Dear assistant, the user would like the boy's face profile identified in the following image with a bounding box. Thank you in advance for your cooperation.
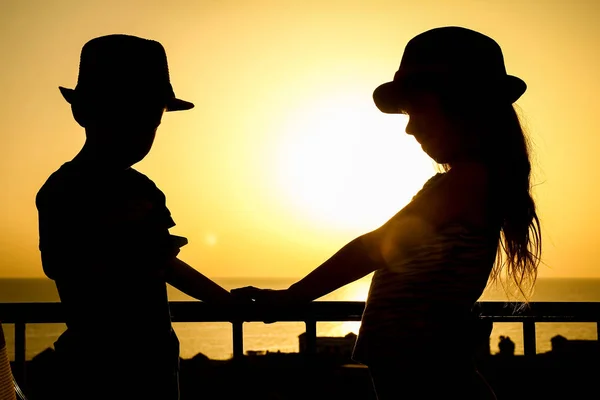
[75,94,167,168]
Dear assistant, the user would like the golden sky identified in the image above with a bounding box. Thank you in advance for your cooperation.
[1,0,599,279]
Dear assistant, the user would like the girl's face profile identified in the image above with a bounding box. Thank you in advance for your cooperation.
[402,91,469,164]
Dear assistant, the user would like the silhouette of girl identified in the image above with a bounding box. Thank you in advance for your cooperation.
[234,26,541,399]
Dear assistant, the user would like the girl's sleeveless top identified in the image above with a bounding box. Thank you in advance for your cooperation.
[352,173,499,365]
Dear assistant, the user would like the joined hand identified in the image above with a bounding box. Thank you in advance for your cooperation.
[230,286,290,304]
[230,286,293,324]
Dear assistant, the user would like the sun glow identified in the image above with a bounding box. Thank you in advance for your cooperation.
[274,93,435,233]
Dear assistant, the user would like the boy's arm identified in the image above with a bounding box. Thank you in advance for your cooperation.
[165,257,234,304]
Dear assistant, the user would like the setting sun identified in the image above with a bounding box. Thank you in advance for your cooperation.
[273,92,435,233]
[2,0,598,281]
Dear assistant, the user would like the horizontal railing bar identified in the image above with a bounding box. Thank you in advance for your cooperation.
[3,301,599,390]
[1,301,599,324]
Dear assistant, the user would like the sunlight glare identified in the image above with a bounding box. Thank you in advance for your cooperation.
[204,233,218,247]
[319,275,373,336]
[274,93,434,233]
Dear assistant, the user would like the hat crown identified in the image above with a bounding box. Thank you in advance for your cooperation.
[373,26,526,114]
[396,27,508,80]
[74,34,175,99]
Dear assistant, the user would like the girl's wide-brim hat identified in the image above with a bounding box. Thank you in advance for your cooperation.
[59,34,194,112]
[373,26,526,114]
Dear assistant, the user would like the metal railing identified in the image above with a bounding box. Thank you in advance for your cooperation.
[1,301,599,387]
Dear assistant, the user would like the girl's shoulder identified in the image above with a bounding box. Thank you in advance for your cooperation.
[410,172,447,201]
[407,163,496,229]
[419,163,492,198]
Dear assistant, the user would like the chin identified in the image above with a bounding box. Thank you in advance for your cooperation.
[128,155,147,166]
[424,150,446,164]
[114,152,148,169]
[425,148,456,165]
[433,156,451,164]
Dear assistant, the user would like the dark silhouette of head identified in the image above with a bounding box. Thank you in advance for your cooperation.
[373,26,526,164]
[374,26,541,302]
[498,335,515,356]
[60,34,194,169]
[550,335,569,355]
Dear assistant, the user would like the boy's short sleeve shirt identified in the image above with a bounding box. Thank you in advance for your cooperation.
[37,163,187,281]
[36,163,188,346]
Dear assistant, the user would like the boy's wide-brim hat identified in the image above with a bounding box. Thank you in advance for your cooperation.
[373,26,526,114]
[59,34,194,112]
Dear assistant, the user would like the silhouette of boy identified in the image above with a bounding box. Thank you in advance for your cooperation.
[36,34,233,400]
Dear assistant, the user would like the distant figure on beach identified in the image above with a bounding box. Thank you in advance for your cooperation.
[36,35,235,400]
[233,26,542,399]
[498,336,516,357]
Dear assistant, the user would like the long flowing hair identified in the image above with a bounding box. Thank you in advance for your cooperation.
[486,104,542,305]
[441,95,542,305]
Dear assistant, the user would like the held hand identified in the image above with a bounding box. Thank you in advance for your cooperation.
[230,286,293,324]
[231,287,290,304]
[230,286,262,302]
[229,286,261,304]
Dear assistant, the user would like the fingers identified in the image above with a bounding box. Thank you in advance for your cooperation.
[230,286,260,296]
[229,287,290,324]
[252,290,283,304]
[230,286,261,301]
[230,287,279,303]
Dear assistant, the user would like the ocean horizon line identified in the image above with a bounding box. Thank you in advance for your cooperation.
[2,276,600,281]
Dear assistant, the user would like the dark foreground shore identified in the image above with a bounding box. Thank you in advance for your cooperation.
[17,347,600,400]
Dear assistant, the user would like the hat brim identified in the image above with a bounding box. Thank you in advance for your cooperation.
[59,87,194,112]
[373,75,527,114]
[165,98,194,112]
[59,87,77,105]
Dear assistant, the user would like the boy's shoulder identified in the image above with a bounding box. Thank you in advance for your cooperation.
[125,167,159,188]
[36,163,74,208]
[36,163,162,210]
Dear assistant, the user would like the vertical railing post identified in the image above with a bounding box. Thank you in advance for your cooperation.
[14,322,26,387]
[523,320,536,357]
[305,320,317,355]
[232,320,244,359]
